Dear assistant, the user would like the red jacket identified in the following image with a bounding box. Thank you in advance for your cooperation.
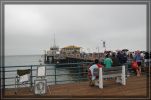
[131,61,138,69]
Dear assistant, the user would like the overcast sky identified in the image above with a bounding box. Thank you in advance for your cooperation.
[5,5,146,55]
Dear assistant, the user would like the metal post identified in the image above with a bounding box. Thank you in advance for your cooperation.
[55,64,57,85]
[78,64,80,83]
[30,65,33,88]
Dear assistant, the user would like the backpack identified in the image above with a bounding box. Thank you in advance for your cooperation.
[131,61,138,69]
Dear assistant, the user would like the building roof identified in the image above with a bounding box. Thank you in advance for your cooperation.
[63,45,81,49]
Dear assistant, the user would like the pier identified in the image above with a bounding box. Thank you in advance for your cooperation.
[44,45,103,64]
[2,62,150,99]
[5,75,147,97]
[44,54,95,64]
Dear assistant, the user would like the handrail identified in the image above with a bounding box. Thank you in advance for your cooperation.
[4,62,143,88]
[4,62,92,88]
[4,62,92,68]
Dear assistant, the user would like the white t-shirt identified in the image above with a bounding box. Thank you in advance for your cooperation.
[89,64,98,80]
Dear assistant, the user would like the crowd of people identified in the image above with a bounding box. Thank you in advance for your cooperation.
[88,50,150,86]
[101,50,150,74]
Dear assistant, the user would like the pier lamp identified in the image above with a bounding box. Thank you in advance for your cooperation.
[101,40,106,52]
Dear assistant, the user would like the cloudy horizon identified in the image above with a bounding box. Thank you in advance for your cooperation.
[5,5,146,55]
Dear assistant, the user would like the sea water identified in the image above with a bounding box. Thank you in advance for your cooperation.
[4,55,74,88]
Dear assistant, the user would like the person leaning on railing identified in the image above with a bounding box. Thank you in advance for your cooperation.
[103,54,113,68]
[111,52,120,67]
[88,59,103,86]
[134,50,142,74]
[131,59,141,77]
[117,51,127,66]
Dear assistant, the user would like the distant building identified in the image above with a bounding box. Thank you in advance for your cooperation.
[47,46,59,56]
[60,45,81,57]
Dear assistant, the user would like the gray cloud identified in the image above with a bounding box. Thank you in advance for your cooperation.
[5,5,146,55]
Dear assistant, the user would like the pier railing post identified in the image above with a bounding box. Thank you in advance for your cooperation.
[78,64,80,83]
[55,64,57,85]
[30,65,33,89]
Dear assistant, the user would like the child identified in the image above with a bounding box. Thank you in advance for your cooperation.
[88,59,102,86]
[131,59,141,76]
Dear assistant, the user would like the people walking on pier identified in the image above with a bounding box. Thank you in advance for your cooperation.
[88,59,103,86]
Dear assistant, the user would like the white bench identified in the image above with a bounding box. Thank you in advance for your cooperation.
[93,65,126,89]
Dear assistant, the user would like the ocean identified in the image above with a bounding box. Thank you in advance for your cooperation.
[4,55,75,88]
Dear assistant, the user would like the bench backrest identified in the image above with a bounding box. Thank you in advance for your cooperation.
[103,66,122,74]
[103,66,123,78]
[93,66,124,77]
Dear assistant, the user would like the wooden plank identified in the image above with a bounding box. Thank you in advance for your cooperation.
[103,73,121,78]
[5,75,147,97]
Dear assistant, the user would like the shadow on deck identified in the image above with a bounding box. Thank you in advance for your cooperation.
[4,75,148,98]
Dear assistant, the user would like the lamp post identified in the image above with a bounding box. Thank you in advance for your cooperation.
[101,40,106,52]
[95,47,100,59]
[97,47,100,58]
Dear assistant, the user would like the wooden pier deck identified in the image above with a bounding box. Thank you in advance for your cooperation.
[4,75,148,98]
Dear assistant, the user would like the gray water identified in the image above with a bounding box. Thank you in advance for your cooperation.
[4,55,75,88]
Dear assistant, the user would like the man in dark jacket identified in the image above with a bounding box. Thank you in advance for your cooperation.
[117,51,127,65]
[111,53,120,67]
